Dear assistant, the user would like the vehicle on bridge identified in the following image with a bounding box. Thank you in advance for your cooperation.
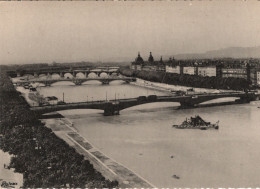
[172,115,219,130]
[137,96,147,102]
[147,95,157,101]
[173,90,186,96]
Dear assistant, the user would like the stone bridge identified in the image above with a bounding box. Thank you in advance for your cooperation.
[31,92,259,116]
[10,67,120,78]
[15,77,136,86]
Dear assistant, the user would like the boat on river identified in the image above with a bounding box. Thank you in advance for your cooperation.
[173,115,219,130]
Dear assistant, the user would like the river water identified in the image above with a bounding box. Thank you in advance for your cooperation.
[37,81,260,187]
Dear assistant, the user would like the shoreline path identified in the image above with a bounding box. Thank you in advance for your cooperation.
[42,118,156,188]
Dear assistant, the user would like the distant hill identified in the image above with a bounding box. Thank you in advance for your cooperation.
[174,46,260,60]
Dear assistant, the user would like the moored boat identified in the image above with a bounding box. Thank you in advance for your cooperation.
[173,115,219,130]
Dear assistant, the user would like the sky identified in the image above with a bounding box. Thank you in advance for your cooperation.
[1,1,260,65]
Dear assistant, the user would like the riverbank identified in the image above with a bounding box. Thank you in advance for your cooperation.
[16,86,41,106]
[132,78,230,95]
[120,68,250,91]
[42,117,155,188]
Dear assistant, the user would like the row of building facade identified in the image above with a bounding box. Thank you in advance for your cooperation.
[131,52,260,86]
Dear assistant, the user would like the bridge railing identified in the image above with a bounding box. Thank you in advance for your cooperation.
[30,92,255,108]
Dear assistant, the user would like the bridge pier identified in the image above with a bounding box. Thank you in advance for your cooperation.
[236,96,252,103]
[73,80,83,85]
[34,72,38,78]
[180,101,196,108]
[102,80,110,85]
[60,72,64,78]
[45,82,51,87]
[104,104,120,116]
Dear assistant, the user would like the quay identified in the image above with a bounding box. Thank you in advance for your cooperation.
[43,118,155,188]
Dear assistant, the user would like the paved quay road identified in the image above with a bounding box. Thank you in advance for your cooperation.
[42,118,155,188]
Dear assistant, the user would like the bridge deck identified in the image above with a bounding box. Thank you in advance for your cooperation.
[14,77,136,84]
[31,92,259,115]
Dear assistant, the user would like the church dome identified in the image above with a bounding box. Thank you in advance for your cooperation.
[135,52,144,63]
[148,52,154,62]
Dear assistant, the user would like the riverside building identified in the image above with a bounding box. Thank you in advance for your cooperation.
[131,52,166,72]
[131,53,259,85]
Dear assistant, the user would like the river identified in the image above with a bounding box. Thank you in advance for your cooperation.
[37,81,260,187]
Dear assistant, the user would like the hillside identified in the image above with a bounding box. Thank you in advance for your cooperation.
[174,46,260,60]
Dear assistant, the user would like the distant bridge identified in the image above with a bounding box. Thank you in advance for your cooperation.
[31,92,260,116]
[14,77,136,86]
[9,66,120,78]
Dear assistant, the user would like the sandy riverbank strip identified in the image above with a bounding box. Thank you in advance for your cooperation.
[132,78,235,94]
[16,86,42,106]
[42,117,155,188]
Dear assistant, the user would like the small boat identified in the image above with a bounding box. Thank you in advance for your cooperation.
[173,115,219,130]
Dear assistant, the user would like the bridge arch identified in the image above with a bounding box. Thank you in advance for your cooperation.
[110,72,119,77]
[81,80,102,85]
[120,101,181,112]
[199,97,240,105]
[39,74,47,78]
[109,69,118,72]
[50,81,76,86]
[75,72,85,78]
[64,73,73,79]
[51,108,103,115]
[23,74,34,79]
[88,72,98,78]
[51,73,61,79]
[33,104,105,115]
[109,80,129,85]
[99,72,109,78]
[33,80,76,87]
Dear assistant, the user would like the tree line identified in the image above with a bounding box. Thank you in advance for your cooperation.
[120,68,250,90]
[0,68,118,188]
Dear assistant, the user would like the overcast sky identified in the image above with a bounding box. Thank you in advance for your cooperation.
[1,1,260,65]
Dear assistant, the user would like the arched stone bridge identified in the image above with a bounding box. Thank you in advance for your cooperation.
[11,67,120,78]
[15,77,136,86]
[31,92,259,116]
